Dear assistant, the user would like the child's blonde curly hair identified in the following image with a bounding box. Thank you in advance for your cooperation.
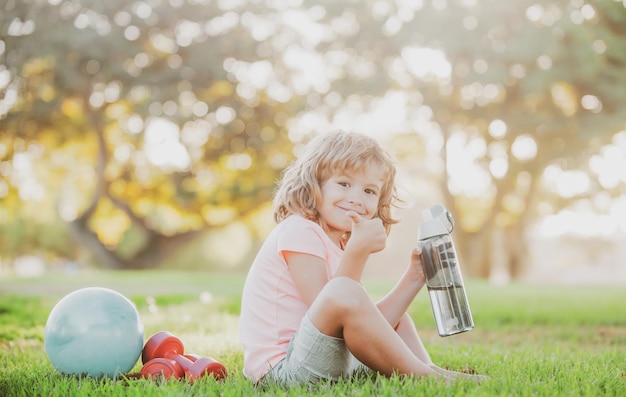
[273,130,399,234]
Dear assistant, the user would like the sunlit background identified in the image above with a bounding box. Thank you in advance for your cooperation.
[1,0,625,285]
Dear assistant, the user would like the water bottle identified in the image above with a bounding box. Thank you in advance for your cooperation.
[418,204,474,337]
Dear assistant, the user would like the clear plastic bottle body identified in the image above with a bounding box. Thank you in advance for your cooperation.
[418,234,474,336]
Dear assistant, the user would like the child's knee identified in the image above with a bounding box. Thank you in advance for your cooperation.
[319,277,369,313]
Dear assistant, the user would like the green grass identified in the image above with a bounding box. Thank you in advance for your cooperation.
[1,271,625,396]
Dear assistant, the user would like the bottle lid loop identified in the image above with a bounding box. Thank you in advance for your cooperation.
[445,210,454,233]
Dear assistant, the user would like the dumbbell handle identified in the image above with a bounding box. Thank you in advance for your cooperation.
[140,357,182,379]
[166,351,195,370]
[184,356,227,381]
[139,354,199,379]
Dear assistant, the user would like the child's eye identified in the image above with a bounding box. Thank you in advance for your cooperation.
[365,189,378,195]
[338,181,349,187]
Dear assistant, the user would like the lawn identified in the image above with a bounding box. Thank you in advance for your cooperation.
[0,270,625,396]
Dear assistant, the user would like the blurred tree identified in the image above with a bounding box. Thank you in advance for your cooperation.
[1,0,625,277]
[0,0,298,269]
[406,0,626,278]
[296,0,626,277]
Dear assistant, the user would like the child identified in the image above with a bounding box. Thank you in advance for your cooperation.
[239,130,486,386]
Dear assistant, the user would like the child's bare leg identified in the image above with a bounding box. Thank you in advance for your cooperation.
[307,277,440,378]
[395,313,489,382]
[394,313,433,364]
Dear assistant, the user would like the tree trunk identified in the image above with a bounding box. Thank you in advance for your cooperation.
[504,224,528,279]
[66,104,209,270]
[68,219,127,269]
[455,224,493,278]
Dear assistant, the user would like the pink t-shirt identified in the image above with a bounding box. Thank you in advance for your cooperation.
[238,215,343,383]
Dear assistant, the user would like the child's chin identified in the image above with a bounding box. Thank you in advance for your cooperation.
[328,221,351,233]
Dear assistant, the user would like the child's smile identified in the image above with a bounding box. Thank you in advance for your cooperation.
[317,166,385,242]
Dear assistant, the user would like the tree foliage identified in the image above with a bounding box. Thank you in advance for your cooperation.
[1,0,625,275]
[1,0,297,268]
[295,0,626,277]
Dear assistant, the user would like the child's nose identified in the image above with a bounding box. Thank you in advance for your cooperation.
[346,189,363,204]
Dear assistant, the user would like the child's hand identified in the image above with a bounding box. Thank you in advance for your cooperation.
[410,248,427,285]
[345,211,387,254]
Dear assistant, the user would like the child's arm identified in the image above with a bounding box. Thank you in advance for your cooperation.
[285,212,388,307]
[284,251,330,307]
[285,235,381,308]
[335,211,387,280]
[375,248,427,328]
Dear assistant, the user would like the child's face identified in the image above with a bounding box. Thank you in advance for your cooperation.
[317,165,385,236]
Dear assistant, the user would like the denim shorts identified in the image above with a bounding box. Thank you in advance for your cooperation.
[261,314,369,387]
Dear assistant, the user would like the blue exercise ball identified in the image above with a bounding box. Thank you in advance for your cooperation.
[44,287,144,377]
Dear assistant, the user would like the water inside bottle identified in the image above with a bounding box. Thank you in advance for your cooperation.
[418,205,474,336]
[420,236,474,336]
[427,285,473,336]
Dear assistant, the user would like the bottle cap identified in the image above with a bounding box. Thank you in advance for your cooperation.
[418,204,454,240]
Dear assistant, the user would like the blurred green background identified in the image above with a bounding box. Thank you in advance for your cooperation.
[1,0,625,286]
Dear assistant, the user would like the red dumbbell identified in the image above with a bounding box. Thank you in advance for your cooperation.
[140,331,228,381]
[140,353,205,379]
[140,357,183,379]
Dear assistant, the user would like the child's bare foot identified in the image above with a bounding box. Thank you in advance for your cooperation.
[429,364,490,383]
